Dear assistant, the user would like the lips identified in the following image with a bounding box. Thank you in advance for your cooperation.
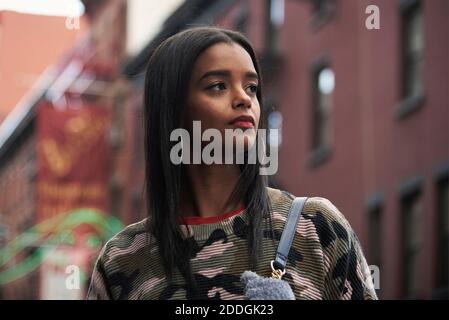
[229,115,255,129]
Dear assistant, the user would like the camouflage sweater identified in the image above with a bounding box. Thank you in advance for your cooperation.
[87,188,378,300]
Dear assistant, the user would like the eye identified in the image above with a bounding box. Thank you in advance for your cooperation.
[246,84,258,95]
[207,82,226,91]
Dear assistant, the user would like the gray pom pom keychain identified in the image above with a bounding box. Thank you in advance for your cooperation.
[241,197,308,300]
[241,270,295,300]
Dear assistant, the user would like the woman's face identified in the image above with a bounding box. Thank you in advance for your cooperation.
[184,42,261,151]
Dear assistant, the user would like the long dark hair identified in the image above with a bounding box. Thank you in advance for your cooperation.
[143,26,271,293]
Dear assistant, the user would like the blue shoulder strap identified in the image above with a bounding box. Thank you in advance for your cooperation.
[272,197,308,275]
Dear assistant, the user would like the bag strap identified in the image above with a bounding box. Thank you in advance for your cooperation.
[271,196,308,279]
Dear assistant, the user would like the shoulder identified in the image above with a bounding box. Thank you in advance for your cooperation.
[97,217,152,266]
[267,187,353,245]
[89,218,163,299]
[267,187,349,224]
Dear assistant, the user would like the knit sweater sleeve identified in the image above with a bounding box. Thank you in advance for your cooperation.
[323,228,378,300]
[305,197,378,300]
[85,219,152,300]
[86,249,113,300]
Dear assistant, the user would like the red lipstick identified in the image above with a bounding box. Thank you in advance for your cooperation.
[229,115,255,129]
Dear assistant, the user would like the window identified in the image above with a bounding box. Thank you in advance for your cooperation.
[270,0,284,27]
[401,189,423,299]
[401,0,424,100]
[395,0,425,119]
[369,206,382,272]
[308,59,334,168]
[308,0,336,30]
[264,0,284,54]
[312,65,334,152]
[434,177,449,299]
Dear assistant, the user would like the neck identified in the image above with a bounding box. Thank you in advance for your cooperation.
[180,164,244,218]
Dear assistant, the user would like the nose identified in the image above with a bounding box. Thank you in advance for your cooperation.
[231,87,252,109]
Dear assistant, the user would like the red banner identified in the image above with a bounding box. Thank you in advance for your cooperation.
[36,102,111,237]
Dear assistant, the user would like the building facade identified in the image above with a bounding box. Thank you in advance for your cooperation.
[0,0,447,299]
[122,0,448,299]
[0,0,128,299]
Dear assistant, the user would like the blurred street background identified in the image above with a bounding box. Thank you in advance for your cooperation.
[0,0,447,299]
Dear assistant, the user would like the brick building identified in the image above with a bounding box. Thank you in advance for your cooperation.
[122,0,448,299]
[0,11,86,122]
[0,0,128,299]
[0,0,447,299]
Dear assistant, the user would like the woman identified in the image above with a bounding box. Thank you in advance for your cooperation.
[87,26,377,300]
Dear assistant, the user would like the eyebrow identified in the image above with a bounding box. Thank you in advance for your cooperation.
[197,69,259,84]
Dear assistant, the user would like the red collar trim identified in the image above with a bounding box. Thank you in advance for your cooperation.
[179,207,246,225]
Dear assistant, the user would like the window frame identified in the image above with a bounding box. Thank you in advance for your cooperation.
[395,0,425,120]
[398,175,423,299]
[308,55,333,168]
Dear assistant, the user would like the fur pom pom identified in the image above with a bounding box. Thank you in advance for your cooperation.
[241,271,295,300]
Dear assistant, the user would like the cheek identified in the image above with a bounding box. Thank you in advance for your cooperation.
[186,95,227,128]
